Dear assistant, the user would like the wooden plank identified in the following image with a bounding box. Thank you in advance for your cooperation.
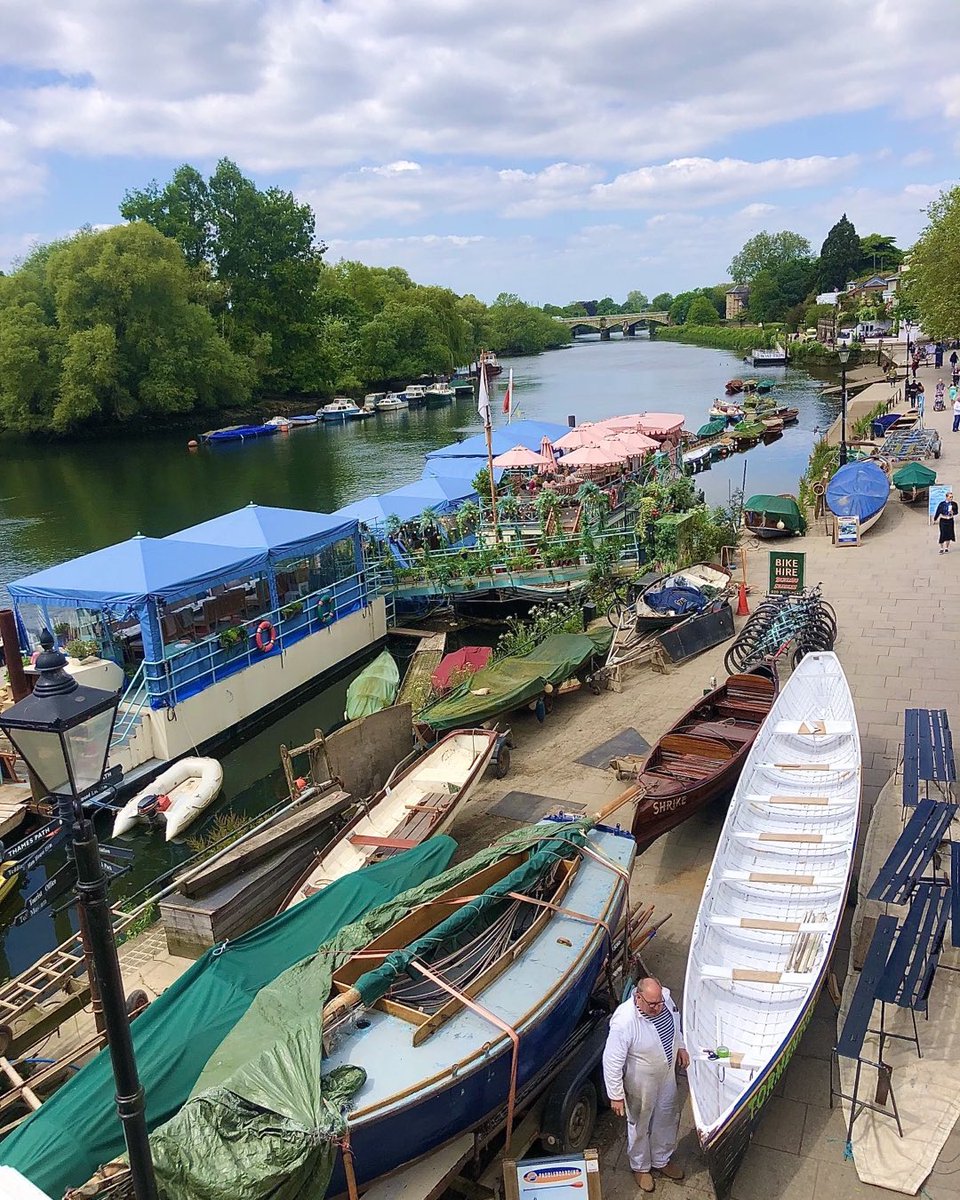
[764,795,830,806]
[746,872,816,885]
[361,1134,475,1200]
[732,969,782,983]
[349,835,418,850]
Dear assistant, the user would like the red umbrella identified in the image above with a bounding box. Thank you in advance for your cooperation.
[431,646,493,693]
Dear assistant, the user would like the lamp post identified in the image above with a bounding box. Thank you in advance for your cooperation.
[838,347,851,466]
[0,631,158,1200]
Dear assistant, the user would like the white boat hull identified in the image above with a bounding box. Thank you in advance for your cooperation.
[683,652,860,1197]
[112,756,224,842]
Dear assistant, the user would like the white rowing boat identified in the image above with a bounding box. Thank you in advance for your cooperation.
[683,651,860,1198]
[112,756,224,841]
[279,728,499,909]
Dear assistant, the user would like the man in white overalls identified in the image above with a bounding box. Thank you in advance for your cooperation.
[602,976,688,1193]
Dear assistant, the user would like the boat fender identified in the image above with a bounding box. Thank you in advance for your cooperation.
[317,596,335,625]
[255,620,276,653]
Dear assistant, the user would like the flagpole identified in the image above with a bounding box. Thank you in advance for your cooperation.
[478,354,500,540]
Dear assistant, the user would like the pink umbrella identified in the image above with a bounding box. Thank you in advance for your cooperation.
[595,413,645,432]
[538,435,558,474]
[559,444,627,467]
[635,412,685,437]
[492,444,551,469]
[553,424,603,451]
[602,431,659,456]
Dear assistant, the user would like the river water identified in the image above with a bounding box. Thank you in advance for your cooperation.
[0,334,838,976]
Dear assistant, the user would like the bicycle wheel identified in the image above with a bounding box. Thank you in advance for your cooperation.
[801,618,836,649]
[723,644,743,675]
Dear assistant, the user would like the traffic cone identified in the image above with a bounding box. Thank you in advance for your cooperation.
[737,582,750,616]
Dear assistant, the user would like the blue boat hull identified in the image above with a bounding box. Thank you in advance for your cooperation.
[201,424,279,443]
[325,917,615,1196]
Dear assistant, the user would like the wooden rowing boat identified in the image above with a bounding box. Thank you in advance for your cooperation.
[321,819,636,1196]
[683,652,860,1198]
[630,671,778,851]
[279,729,498,909]
[634,562,732,633]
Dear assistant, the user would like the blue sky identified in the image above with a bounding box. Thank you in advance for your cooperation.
[1,0,958,304]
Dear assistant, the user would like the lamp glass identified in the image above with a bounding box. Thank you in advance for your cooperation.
[838,349,851,365]
[5,726,71,795]
[63,707,116,795]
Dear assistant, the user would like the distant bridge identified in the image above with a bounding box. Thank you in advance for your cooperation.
[558,312,671,339]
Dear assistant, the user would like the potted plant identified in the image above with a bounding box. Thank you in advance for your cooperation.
[218,625,247,655]
[65,638,99,663]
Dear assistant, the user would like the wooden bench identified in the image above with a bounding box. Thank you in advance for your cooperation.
[652,734,733,782]
[867,798,956,905]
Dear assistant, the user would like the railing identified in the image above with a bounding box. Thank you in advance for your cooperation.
[142,570,371,709]
[111,661,148,746]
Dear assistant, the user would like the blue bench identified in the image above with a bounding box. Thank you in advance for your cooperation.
[876,882,952,1019]
[903,708,956,808]
[831,915,903,1142]
[867,798,956,905]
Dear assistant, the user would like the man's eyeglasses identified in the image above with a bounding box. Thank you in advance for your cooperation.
[635,994,665,1011]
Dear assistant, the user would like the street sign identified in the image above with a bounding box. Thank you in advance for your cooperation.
[768,550,806,595]
[99,843,136,864]
[16,826,68,876]
[2,819,64,861]
[13,862,78,926]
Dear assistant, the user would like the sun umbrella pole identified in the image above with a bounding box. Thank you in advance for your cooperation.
[485,418,500,541]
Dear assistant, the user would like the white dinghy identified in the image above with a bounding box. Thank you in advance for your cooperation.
[280,728,498,910]
[112,756,224,842]
[683,651,860,1198]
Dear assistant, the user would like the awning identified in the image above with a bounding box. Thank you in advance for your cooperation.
[8,535,269,615]
[171,504,358,563]
[421,458,505,484]
[427,420,568,459]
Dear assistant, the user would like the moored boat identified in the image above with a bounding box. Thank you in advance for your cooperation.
[364,392,387,409]
[634,562,732,632]
[683,445,713,473]
[288,413,319,426]
[375,392,408,412]
[825,460,890,533]
[752,345,789,366]
[280,728,500,907]
[344,649,400,720]
[710,400,745,422]
[112,756,224,841]
[265,415,291,430]
[725,379,745,395]
[318,398,363,422]
[892,460,936,503]
[424,382,455,407]
[760,416,784,434]
[200,423,279,444]
[698,418,728,439]
[403,384,428,408]
[743,494,805,538]
[683,651,859,1198]
[630,671,778,850]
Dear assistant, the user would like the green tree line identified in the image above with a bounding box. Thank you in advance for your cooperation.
[0,159,570,436]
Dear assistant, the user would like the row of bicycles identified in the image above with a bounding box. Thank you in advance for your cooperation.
[723,583,838,675]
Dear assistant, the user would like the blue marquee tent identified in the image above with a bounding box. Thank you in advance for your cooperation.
[170,503,360,566]
[422,458,504,484]
[426,420,568,461]
[336,477,476,530]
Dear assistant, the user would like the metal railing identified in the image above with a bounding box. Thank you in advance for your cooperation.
[141,570,370,709]
[111,661,149,746]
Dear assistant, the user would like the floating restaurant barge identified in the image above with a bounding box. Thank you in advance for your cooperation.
[7,505,391,787]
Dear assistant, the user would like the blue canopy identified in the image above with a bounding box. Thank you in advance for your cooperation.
[826,461,890,524]
[337,477,476,529]
[427,420,568,460]
[170,504,359,564]
[388,478,476,506]
[336,493,438,528]
[422,457,504,484]
[8,535,269,616]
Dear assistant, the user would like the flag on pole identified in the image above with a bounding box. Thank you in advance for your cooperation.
[477,359,491,426]
[502,368,513,420]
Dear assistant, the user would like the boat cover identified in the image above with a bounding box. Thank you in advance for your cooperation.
[645,585,708,614]
[0,840,457,1199]
[697,419,727,438]
[431,646,492,692]
[892,461,937,488]
[344,650,400,720]
[418,628,613,731]
[825,460,890,522]
[743,494,805,533]
[146,821,592,1200]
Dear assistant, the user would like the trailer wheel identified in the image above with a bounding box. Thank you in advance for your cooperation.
[543,1078,597,1155]
[495,746,511,779]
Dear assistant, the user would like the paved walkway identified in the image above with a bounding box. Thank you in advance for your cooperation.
[463,349,960,1199]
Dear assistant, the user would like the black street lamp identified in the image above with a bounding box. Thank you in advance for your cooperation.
[838,347,851,466]
[0,631,158,1200]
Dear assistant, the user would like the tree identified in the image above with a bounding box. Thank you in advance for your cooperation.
[746,271,785,323]
[908,186,960,338]
[595,297,619,316]
[685,294,720,325]
[120,165,212,267]
[859,234,903,276]
[729,231,812,284]
[650,292,673,311]
[624,290,649,312]
[819,214,861,291]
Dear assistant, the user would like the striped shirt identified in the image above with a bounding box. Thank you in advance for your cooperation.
[650,1006,676,1062]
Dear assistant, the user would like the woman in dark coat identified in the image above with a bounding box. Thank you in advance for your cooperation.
[934,491,958,553]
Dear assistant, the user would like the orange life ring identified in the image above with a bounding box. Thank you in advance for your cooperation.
[255,620,276,653]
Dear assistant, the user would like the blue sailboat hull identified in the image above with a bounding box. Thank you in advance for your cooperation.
[325,906,617,1196]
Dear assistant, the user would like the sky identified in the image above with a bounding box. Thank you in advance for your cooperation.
[2,0,959,306]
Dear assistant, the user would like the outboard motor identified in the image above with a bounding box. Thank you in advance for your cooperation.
[137,793,171,826]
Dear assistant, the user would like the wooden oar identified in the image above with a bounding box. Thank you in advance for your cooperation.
[592,782,646,826]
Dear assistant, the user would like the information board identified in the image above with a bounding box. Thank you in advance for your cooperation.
[834,515,861,547]
[768,550,806,595]
[503,1150,602,1200]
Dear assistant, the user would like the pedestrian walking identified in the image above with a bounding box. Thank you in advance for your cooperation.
[953,391,960,432]
[917,383,925,426]
[951,350,959,370]
[603,977,688,1193]
[935,342,944,368]
[912,354,920,379]
[934,491,958,554]
[936,379,945,409]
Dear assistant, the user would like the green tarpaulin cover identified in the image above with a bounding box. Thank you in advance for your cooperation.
[697,419,727,438]
[0,838,456,1199]
[744,494,805,533]
[418,628,613,732]
[148,820,592,1200]
[344,650,400,720]
[892,461,937,488]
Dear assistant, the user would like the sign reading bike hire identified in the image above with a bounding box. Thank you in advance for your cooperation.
[768,550,806,595]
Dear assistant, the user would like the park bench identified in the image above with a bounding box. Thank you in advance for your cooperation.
[902,708,955,809]
[866,798,956,906]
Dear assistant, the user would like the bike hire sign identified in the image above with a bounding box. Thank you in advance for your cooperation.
[768,550,805,596]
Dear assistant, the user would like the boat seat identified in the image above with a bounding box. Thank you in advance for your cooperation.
[700,965,816,985]
[660,734,734,762]
[709,915,832,933]
[720,869,846,886]
[349,834,419,850]
[774,720,853,736]
[749,794,850,807]
[732,831,845,845]
[685,720,754,744]
[715,700,771,722]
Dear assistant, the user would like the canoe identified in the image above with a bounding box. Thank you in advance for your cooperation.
[761,416,784,434]
[344,650,400,720]
[743,494,805,538]
[630,672,778,850]
[683,652,860,1198]
[634,562,732,632]
[321,818,636,1195]
[825,460,890,533]
[112,756,224,841]
[280,729,499,907]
